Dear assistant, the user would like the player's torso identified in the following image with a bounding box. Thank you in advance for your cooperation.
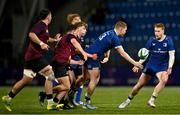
[86,30,121,59]
[25,22,49,61]
[147,37,170,67]
[53,34,78,64]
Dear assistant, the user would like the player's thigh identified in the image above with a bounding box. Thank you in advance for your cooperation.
[57,76,71,90]
[88,69,100,82]
[21,75,33,83]
[39,65,53,76]
[83,66,90,80]
[24,57,51,78]
[68,70,76,84]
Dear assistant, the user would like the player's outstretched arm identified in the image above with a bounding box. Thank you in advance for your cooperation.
[71,38,89,60]
[116,46,143,69]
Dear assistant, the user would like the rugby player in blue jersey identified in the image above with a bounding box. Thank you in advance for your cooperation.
[79,21,143,109]
[118,23,175,108]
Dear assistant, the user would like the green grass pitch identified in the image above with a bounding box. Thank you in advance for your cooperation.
[0,86,180,114]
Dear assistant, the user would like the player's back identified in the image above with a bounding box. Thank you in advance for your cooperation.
[52,34,77,64]
[86,30,123,58]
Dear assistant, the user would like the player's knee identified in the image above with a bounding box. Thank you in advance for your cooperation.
[39,65,53,76]
[63,84,71,91]
[45,72,55,81]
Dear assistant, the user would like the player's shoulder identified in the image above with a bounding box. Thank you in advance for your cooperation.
[147,36,156,43]
[104,30,115,36]
[65,33,77,40]
[149,36,156,40]
[165,35,173,40]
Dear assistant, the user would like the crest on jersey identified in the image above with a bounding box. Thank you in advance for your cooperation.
[152,43,156,46]
[163,43,167,47]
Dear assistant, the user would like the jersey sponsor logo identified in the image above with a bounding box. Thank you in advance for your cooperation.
[163,43,167,47]
[153,50,167,53]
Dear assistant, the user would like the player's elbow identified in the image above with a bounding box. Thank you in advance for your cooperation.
[28,32,35,39]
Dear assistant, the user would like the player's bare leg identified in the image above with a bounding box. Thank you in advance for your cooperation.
[83,68,100,110]
[39,65,62,110]
[2,76,33,111]
[148,71,169,108]
[54,77,71,103]
[118,73,151,108]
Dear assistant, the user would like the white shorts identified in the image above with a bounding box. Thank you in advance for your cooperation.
[23,69,37,78]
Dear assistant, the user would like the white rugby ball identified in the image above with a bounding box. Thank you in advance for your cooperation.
[138,48,149,60]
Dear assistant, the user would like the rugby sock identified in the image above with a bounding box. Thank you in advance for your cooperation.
[46,94,53,104]
[150,95,157,102]
[124,94,134,103]
[75,86,83,102]
[53,97,59,103]
[8,91,15,99]
[128,94,134,100]
[85,93,91,103]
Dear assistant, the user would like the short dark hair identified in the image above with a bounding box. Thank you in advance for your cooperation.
[38,9,51,21]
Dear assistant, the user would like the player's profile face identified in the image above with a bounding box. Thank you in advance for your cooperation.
[71,16,81,25]
[47,13,52,24]
[154,27,164,39]
[77,26,87,37]
[118,27,127,37]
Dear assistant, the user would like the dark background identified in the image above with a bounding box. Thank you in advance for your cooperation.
[0,0,179,86]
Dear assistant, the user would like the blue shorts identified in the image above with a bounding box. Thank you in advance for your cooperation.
[84,58,101,70]
[53,80,59,87]
[143,64,168,76]
[70,64,83,76]
[84,48,104,70]
[70,55,83,76]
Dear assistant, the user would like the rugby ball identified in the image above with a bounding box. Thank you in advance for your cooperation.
[138,48,149,60]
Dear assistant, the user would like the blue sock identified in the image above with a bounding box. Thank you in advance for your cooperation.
[75,87,83,102]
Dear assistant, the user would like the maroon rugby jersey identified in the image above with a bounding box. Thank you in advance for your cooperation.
[25,21,49,61]
[52,34,79,64]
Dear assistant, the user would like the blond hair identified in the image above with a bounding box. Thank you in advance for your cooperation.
[67,13,80,24]
[115,21,127,29]
[154,23,165,30]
